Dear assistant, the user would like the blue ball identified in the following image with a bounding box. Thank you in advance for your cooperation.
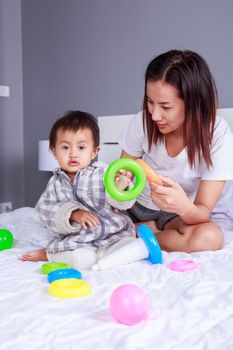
[47,268,82,283]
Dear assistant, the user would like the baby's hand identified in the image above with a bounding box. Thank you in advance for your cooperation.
[70,209,99,229]
[115,169,132,190]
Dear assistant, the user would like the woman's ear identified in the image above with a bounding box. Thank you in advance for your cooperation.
[92,146,100,159]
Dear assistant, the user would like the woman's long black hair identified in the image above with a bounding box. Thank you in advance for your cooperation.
[143,50,218,168]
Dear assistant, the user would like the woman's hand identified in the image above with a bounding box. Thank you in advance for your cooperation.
[150,176,189,215]
[70,209,100,229]
[115,169,132,190]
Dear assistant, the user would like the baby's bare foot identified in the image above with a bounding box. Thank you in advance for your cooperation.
[20,248,48,262]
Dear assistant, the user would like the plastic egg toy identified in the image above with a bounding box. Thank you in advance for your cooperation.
[109,284,150,325]
[0,229,14,251]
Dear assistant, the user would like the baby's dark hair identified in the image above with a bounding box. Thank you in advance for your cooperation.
[49,110,100,149]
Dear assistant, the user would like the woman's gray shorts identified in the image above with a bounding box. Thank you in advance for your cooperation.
[127,202,178,231]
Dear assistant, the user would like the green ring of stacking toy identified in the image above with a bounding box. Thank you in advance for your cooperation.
[41,262,71,275]
[104,158,146,201]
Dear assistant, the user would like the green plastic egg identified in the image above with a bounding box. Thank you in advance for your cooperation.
[0,229,14,251]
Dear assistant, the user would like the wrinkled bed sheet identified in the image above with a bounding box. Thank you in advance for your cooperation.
[1,207,233,350]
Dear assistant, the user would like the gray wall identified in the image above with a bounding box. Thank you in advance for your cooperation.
[0,0,25,209]
[2,0,233,208]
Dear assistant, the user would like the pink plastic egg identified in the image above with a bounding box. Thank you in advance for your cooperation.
[109,284,150,325]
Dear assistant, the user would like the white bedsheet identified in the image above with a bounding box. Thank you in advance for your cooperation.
[1,207,233,350]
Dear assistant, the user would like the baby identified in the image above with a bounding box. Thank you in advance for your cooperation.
[20,110,135,269]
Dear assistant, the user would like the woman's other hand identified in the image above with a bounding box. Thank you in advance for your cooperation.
[150,176,189,215]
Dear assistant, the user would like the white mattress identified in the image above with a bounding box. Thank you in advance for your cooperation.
[1,207,233,350]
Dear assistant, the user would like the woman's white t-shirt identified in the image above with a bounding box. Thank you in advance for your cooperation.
[119,111,233,230]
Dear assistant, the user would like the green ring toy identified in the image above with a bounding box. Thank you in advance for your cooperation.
[104,158,146,201]
[41,262,71,275]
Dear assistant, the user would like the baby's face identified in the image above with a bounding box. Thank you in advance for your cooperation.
[52,128,99,180]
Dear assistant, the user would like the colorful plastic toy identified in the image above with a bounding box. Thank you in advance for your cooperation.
[104,158,146,201]
[109,284,150,325]
[104,158,163,202]
[92,224,162,270]
[136,158,163,185]
[0,228,14,251]
[48,278,91,299]
[47,268,82,283]
[41,262,71,275]
[137,224,163,264]
[168,259,199,272]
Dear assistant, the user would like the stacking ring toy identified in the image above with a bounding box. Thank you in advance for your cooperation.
[104,158,146,201]
[41,262,71,275]
[136,159,163,185]
[137,224,163,264]
[47,268,82,283]
[48,278,91,298]
[168,259,199,272]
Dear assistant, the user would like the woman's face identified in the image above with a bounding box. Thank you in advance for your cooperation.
[146,80,185,136]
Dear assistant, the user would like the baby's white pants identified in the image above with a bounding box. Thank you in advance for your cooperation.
[46,237,136,270]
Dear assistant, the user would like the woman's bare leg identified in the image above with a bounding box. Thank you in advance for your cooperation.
[155,217,223,253]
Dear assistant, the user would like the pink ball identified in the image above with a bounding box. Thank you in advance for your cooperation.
[109,284,150,325]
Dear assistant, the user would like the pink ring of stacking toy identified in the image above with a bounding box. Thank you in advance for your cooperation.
[168,259,199,272]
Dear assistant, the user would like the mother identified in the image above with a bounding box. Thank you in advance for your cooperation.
[119,50,233,252]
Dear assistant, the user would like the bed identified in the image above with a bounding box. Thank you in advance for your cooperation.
[1,109,233,350]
